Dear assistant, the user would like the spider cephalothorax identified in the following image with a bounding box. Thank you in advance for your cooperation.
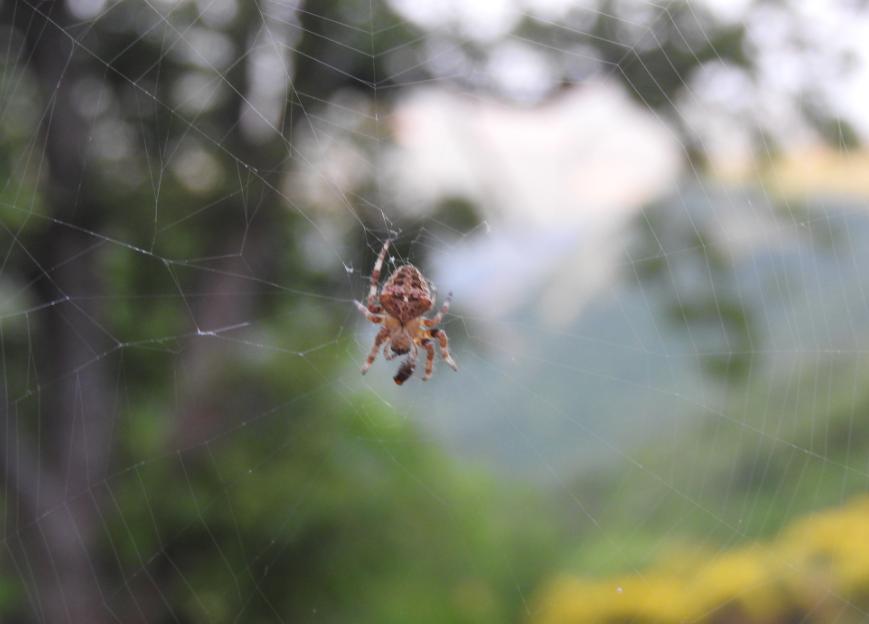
[354,239,458,385]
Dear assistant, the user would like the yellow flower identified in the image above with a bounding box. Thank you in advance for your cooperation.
[532,496,869,624]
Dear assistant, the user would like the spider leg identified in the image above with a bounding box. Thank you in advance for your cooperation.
[423,291,452,327]
[430,328,458,371]
[361,327,390,374]
[367,238,391,309]
[354,300,384,324]
[421,340,436,381]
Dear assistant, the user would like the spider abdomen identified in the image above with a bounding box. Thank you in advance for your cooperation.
[380,264,432,323]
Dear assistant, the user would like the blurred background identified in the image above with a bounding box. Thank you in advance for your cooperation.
[3,0,869,622]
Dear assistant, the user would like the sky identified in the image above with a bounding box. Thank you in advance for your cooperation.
[386,0,869,142]
[275,0,869,321]
[385,83,681,323]
[377,0,869,324]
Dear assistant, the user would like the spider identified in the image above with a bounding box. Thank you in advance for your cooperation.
[355,239,458,385]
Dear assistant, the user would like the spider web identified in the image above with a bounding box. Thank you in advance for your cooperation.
[2,0,869,622]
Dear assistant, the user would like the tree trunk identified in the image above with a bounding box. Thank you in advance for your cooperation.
[0,3,117,622]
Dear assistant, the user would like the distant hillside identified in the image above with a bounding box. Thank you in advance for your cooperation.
[358,183,869,495]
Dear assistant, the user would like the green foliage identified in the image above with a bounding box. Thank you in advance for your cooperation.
[561,352,869,560]
[534,495,869,624]
[106,381,559,623]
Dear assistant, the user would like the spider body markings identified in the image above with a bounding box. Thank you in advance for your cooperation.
[355,239,458,385]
